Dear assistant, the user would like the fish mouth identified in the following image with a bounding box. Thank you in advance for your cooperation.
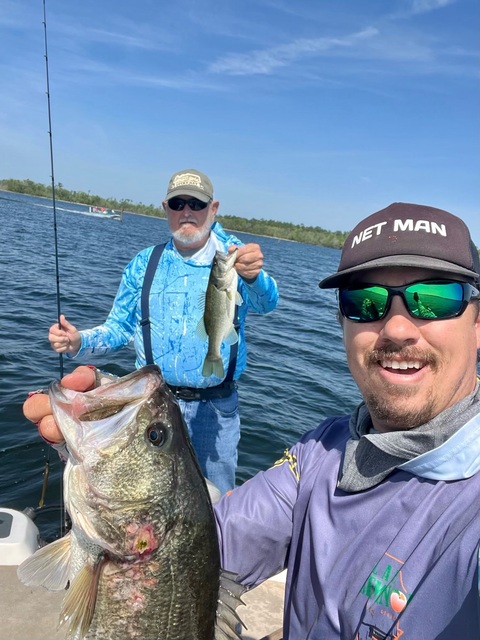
[50,365,164,419]
[49,365,168,456]
[213,249,237,272]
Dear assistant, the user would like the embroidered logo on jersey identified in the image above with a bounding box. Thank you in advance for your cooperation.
[273,449,299,481]
[355,553,411,640]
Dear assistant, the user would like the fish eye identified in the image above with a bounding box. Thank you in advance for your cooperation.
[146,423,167,447]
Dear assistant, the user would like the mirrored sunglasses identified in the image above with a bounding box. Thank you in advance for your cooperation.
[167,197,209,212]
[339,280,479,323]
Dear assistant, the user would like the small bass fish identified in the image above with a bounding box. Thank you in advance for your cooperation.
[18,365,244,639]
[198,249,243,379]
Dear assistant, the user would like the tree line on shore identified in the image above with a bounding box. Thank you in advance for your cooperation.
[0,178,348,248]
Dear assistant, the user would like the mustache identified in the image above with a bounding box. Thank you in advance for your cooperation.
[367,347,438,368]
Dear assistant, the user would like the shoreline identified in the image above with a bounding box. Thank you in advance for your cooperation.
[0,189,333,246]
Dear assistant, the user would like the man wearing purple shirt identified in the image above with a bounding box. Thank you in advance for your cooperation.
[25,202,480,639]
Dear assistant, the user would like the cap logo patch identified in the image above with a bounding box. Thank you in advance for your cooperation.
[171,173,205,191]
[351,218,447,248]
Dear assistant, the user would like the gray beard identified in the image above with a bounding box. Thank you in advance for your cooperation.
[172,225,210,247]
[171,210,215,248]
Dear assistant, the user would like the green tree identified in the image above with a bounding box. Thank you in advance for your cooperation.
[0,177,355,248]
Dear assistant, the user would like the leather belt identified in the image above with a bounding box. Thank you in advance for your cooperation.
[167,381,237,401]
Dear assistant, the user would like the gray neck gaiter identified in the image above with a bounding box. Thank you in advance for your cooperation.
[338,383,480,493]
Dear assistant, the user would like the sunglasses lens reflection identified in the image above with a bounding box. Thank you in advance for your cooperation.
[339,281,474,322]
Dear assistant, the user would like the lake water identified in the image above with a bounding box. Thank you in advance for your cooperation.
[0,191,361,541]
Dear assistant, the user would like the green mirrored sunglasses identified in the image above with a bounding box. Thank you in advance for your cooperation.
[339,280,479,323]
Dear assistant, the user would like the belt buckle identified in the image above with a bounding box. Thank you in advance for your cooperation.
[179,387,199,400]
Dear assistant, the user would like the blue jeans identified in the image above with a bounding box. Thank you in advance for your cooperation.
[177,390,240,495]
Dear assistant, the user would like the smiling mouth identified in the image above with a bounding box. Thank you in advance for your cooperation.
[369,346,436,374]
[380,359,423,371]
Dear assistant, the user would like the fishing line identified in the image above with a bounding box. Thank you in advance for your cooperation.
[38,460,50,509]
[41,0,66,536]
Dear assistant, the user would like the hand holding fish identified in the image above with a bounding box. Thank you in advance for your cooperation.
[48,314,82,355]
[23,366,97,443]
[229,243,264,282]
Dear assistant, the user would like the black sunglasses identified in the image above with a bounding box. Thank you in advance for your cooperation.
[167,197,210,212]
[339,280,479,323]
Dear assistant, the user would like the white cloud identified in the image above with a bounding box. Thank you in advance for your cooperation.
[210,27,378,76]
[410,0,457,14]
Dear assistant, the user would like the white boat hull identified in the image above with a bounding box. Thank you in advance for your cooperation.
[0,508,40,566]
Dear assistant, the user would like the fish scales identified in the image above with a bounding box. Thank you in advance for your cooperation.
[200,250,242,379]
[18,366,241,640]
[80,394,219,639]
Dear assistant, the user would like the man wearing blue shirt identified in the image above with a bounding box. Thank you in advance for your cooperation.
[47,169,279,493]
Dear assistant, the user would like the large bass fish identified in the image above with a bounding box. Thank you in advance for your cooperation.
[18,365,244,639]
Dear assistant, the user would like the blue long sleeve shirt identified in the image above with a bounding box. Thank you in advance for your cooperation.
[73,222,279,387]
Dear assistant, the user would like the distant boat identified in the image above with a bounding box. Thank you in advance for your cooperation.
[88,206,122,220]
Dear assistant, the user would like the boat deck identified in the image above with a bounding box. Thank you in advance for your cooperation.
[0,566,284,640]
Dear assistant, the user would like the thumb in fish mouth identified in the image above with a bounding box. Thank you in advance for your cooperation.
[23,366,98,423]
[23,366,99,444]
[61,366,98,392]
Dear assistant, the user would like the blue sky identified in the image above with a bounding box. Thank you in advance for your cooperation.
[0,0,478,240]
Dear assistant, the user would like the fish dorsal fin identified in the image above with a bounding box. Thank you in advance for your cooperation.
[215,570,247,640]
[17,532,72,591]
[59,555,106,638]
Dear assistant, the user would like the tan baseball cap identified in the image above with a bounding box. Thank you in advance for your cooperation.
[165,169,214,203]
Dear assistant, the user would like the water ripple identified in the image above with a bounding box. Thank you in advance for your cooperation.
[0,195,361,539]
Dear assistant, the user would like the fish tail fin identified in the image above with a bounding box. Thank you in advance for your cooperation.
[17,532,72,591]
[202,357,225,379]
[215,570,247,640]
[59,555,106,638]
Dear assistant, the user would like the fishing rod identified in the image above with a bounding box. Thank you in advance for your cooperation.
[42,0,64,380]
[40,0,66,535]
